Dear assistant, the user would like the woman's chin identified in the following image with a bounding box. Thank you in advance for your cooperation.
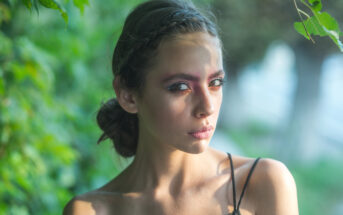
[181,139,210,154]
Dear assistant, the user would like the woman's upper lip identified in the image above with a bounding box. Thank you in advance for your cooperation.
[189,125,213,133]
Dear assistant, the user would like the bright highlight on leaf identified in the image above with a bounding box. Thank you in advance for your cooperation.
[294,0,343,52]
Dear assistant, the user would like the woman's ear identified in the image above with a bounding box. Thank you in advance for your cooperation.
[113,77,138,114]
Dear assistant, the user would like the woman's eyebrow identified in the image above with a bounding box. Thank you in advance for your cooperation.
[161,70,225,83]
[208,70,225,80]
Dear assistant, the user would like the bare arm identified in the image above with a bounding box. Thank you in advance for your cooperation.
[252,159,299,215]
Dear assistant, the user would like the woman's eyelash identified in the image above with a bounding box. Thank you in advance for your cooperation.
[210,78,225,87]
[167,82,190,92]
[167,78,225,92]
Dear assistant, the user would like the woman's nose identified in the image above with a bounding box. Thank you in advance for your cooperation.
[193,89,215,118]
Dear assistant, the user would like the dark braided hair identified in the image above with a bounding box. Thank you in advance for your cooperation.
[97,0,220,157]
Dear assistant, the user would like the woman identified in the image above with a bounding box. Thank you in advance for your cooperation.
[63,0,299,214]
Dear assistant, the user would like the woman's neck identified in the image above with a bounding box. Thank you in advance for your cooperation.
[121,137,215,196]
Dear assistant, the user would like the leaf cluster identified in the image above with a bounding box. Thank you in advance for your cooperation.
[22,0,89,23]
[0,0,141,214]
[293,0,343,52]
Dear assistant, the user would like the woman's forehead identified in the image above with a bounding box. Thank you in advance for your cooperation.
[150,32,223,77]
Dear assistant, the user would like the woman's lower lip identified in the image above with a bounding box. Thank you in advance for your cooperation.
[188,130,212,139]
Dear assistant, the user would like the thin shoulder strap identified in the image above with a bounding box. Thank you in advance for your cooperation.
[237,157,261,210]
[227,153,261,213]
[227,153,237,211]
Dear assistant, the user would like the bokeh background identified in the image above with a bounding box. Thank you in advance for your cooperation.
[0,0,342,214]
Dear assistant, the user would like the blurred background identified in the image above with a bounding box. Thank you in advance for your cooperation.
[0,0,342,214]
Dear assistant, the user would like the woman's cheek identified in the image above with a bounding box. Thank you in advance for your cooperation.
[154,97,189,128]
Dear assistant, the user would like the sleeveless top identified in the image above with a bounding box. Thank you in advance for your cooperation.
[227,153,261,215]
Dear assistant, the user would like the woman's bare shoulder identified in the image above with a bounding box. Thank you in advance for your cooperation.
[211,150,299,214]
[63,190,124,215]
[251,158,297,192]
[63,192,98,215]
[248,158,299,215]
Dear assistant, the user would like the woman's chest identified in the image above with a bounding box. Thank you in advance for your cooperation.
[119,194,228,215]
[103,187,236,215]
[99,174,255,215]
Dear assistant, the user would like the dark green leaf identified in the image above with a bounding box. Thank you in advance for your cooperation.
[22,0,33,10]
[38,0,59,9]
[38,0,69,24]
[59,9,68,23]
[32,0,40,14]
[308,0,322,12]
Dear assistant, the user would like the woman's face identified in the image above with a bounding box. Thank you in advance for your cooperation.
[136,32,224,154]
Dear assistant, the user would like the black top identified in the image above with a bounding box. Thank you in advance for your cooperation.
[227,153,261,215]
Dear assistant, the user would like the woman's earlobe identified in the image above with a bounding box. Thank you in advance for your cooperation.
[113,78,138,114]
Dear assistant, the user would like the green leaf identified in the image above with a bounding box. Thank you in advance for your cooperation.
[316,12,340,32]
[307,0,322,12]
[38,0,59,9]
[32,0,40,14]
[60,9,68,23]
[38,0,68,23]
[294,16,326,39]
[315,12,343,51]
[294,22,310,39]
[327,33,343,52]
[294,12,343,52]
[22,0,33,10]
[73,0,89,14]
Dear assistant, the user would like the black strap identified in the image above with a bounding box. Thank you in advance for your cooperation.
[227,153,237,211]
[227,153,261,213]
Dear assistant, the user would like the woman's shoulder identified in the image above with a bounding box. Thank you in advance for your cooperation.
[63,191,99,215]
[209,149,298,214]
[247,157,296,192]
[63,190,125,215]
[225,152,296,194]
[242,157,299,215]
[209,148,294,183]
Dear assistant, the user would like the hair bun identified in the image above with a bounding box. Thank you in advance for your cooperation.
[97,98,138,157]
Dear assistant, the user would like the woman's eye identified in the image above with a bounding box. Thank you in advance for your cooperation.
[209,78,224,87]
[167,82,190,92]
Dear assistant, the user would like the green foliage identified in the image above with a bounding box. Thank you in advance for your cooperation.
[37,0,68,23]
[21,0,89,23]
[293,0,343,52]
[0,0,140,214]
[307,0,321,12]
[293,158,343,215]
[72,0,89,14]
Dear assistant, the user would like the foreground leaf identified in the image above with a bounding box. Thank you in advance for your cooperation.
[307,0,322,12]
[38,0,68,23]
[294,12,343,51]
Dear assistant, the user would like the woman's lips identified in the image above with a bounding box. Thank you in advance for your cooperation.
[188,126,213,139]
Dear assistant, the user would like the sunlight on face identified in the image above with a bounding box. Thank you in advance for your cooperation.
[136,32,224,154]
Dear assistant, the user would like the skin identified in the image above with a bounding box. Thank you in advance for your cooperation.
[63,32,299,215]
